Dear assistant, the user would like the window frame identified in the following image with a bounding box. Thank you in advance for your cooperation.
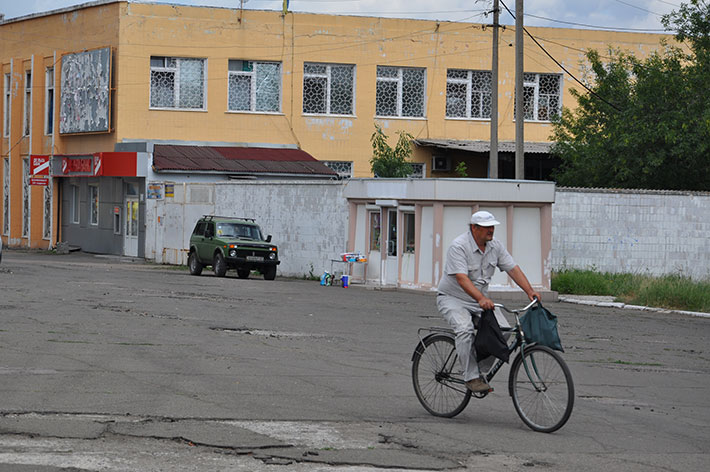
[302,62,355,116]
[89,184,99,226]
[227,60,282,113]
[149,56,207,111]
[445,69,492,120]
[375,66,426,118]
[45,67,54,135]
[71,185,80,224]
[520,72,562,122]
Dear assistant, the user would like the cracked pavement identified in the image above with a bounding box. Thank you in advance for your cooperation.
[0,250,708,471]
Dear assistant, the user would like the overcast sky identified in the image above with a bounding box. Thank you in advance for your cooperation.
[1,0,680,32]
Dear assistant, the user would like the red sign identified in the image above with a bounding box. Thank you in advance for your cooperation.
[61,157,93,175]
[31,155,50,175]
[30,177,49,186]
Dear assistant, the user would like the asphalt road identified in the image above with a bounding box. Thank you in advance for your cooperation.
[0,250,708,471]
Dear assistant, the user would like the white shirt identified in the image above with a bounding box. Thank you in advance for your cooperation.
[437,230,516,301]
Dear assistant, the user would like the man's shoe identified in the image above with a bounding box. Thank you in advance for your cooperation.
[465,378,491,393]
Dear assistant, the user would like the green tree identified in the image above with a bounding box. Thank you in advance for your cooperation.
[551,1,710,191]
[369,123,414,177]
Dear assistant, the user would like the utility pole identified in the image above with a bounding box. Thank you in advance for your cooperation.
[489,0,499,179]
[515,0,524,180]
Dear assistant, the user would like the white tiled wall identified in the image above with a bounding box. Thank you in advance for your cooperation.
[552,189,710,280]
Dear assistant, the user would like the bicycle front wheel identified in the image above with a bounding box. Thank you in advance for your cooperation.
[509,345,574,433]
[412,334,471,418]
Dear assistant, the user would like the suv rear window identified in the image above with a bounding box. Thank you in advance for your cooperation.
[193,221,207,236]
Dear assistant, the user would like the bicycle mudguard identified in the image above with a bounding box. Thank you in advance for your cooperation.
[411,332,455,361]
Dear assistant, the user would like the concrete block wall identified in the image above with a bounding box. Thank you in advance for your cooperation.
[552,188,710,280]
[147,180,348,278]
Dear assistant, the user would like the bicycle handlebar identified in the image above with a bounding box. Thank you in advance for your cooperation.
[494,296,539,314]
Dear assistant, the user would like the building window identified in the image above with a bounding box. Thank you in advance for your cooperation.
[520,73,562,121]
[71,185,79,224]
[150,56,206,110]
[89,185,99,226]
[369,211,381,251]
[43,184,52,239]
[3,74,10,137]
[45,67,54,135]
[22,159,29,237]
[409,163,425,179]
[403,212,415,254]
[23,71,31,136]
[446,69,491,119]
[323,160,353,178]
[3,158,9,234]
[228,60,281,113]
[376,66,425,118]
[303,63,354,115]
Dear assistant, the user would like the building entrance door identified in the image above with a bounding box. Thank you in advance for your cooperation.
[124,197,139,257]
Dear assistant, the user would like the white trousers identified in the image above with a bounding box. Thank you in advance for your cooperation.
[436,294,482,381]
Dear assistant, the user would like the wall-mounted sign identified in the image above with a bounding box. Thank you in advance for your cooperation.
[59,47,112,134]
[30,177,49,186]
[165,183,174,198]
[147,183,164,200]
[30,155,50,175]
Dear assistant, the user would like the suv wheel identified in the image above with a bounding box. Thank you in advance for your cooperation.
[213,253,227,277]
[188,251,203,276]
[263,266,277,281]
[237,268,250,279]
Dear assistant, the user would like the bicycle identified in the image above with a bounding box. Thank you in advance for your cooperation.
[411,298,574,433]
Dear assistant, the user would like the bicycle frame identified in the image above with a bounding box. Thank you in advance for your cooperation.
[417,298,545,392]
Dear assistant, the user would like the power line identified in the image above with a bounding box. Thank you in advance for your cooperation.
[499,0,622,112]
[523,13,668,32]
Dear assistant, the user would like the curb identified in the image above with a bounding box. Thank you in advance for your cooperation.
[558,296,710,319]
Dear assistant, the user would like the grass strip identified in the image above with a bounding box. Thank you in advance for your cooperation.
[552,269,710,313]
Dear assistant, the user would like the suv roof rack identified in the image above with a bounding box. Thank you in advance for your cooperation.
[202,215,256,222]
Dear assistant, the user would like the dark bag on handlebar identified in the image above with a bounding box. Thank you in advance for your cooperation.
[519,303,564,352]
[474,309,510,363]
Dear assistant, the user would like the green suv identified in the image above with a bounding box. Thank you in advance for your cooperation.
[188,215,280,280]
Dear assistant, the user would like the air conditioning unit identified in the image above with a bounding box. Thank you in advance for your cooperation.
[432,155,451,172]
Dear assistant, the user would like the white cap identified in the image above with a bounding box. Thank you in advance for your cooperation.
[470,211,500,227]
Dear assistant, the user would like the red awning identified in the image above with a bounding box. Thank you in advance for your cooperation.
[152,145,337,177]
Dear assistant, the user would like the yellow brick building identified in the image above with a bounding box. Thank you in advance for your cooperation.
[1,1,668,251]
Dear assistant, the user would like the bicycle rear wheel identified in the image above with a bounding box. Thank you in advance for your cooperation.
[509,345,574,433]
[412,334,471,418]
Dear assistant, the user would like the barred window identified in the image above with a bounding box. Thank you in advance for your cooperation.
[228,60,281,113]
[22,159,29,237]
[323,160,353,178]
[446,69,491,119]
[303,63,354,115]
[376,66,425,118]
[150,57,205,110]
[519,73,561,121]
[409,163,424,179]
[43,183,52,239]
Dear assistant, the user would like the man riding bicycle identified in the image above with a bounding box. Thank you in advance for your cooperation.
[437,211,540,393]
